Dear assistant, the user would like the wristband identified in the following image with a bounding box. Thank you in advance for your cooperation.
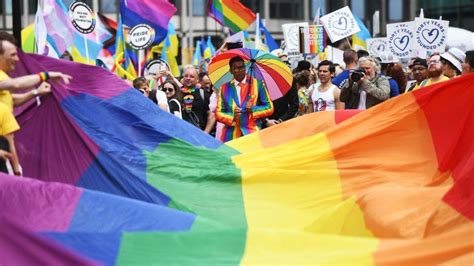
[31,89,39,96]
[38,72,50,82]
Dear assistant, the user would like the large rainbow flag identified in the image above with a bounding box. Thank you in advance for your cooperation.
[2,52,473,265]
[207,0,256,33]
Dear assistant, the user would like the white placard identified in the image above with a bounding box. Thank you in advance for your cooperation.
[144,59,170,77]
[320,6,361,43]
[414,18,449,54]
[69,2,95,34]
[282,22,308,52]
[127,24,155,50]
[367,38,388,57]
[387,22,416,58]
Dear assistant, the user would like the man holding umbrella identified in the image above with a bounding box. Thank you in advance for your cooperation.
[215,56,273,141]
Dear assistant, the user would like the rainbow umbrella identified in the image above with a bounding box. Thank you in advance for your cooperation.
[208,48,293,100]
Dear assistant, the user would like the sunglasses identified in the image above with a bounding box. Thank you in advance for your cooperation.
[162,87,175,93]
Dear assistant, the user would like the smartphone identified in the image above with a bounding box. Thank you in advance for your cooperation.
[227,42,243,50]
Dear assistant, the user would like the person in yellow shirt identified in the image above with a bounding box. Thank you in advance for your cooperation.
[417,54,450,89]
[0,31,72,176]
[0,102,20,174]
[0,32,71,102]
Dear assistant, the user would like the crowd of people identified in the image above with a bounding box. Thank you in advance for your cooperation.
[133,44,474,143]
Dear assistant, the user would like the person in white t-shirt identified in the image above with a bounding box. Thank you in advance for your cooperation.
[311,60,344,112]
[133,77,169,112]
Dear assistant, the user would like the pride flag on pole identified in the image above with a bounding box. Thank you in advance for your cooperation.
[119,0,176,45]
[207,0,256,33]
[352,15,371,51]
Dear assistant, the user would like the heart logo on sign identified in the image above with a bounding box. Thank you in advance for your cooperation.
[394,35,410,51]
[332,17,348,31]
[421,28,440,44]
[370,43,385,55]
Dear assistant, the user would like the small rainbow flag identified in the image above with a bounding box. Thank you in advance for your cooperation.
[207,0,256,33]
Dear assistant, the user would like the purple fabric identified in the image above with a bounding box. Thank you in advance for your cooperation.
[9,52,128,184]
[10,53,130,101]
[0,216,98,265]
[127,0,176,29]
[0,174,82,232]
[14,94,99,183]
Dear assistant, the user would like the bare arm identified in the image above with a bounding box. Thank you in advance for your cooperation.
[333,86,345,110]
[13,82,51,107]
[4,134,20,175]
[204,110,216,134]
[0,72,71,91]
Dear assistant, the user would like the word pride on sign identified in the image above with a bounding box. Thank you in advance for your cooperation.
[299,25,326,54]
[414,18,449,53]
[366,38,388,57]
[69,1,96,34]
[127,24,155,50]
[387,22,415,58]
[320,6,360,43]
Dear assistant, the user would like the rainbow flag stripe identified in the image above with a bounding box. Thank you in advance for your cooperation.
[2,52,473,265]
[208,0,256,33]
[120,0,176,45]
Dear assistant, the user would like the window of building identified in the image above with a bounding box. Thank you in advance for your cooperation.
[328,0,345,11]
[350,0,366,19]
[100,0,117,13]
[192,0,205,16]
[388,0,403,21]
[311,0,327,18]
[241,0,263,14]
[270,0,304,20]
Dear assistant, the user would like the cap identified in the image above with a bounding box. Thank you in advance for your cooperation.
[271,48,288,58]
[411,58,428,68]
[296,60,311,72]
[378,51,398,64]
[441,47,466,73]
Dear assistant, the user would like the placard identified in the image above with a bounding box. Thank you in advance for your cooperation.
[387,22,416,58]
[144,59,170,77]
[299,25,326,54]
[282,23,308,53]
[127,24,155,50]
[414,18,449,54]
[69,2,96,34]
[320,6,361,43]
[367,38,388,57]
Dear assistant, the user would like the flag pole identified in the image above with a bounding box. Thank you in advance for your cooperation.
[83,34,90,64]
[138,49,143,77]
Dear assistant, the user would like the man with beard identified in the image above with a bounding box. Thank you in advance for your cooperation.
[340,56,390,110]
[405,58,428,92]
[417,53,450,89]
[180,65,214,133]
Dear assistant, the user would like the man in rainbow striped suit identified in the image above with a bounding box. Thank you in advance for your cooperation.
[216,56,273,142]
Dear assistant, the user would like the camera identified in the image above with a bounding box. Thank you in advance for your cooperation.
[350,69,366,82]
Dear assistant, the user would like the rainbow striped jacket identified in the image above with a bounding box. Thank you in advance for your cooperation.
[216,77,273,141]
